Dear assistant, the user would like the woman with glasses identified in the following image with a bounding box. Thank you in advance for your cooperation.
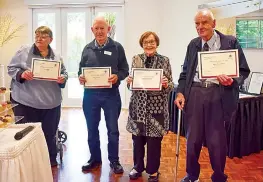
[126,31,174,182]
[7,26,68,167]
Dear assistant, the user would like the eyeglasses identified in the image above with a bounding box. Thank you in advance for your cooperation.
[35,35,50,40]
[143,40,156,46]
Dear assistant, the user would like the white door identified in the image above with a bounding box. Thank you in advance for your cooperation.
[61,8,92,107]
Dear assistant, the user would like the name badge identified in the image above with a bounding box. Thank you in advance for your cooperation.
[104,51,112,56]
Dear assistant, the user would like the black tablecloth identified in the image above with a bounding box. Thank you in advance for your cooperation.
[168,89,263,158]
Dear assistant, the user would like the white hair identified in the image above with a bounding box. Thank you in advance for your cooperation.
[92,16,109,26]
[195,9,215,21]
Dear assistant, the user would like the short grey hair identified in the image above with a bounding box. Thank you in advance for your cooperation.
[35,26,53,38]
[195,9,215,21]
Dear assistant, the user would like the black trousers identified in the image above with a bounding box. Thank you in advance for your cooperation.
[132,134,163,174]
[12,98,61,162]
[184,86,227,182]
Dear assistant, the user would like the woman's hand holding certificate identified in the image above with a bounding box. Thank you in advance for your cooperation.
[161,76,168,88]
[21,70,34,81]
[57,76,66,84]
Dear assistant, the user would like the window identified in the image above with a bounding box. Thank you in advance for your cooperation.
[236,19,263,48]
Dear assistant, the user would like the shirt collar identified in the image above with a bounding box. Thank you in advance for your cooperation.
[202,30,218,50]
[32,44,54,59]
[95,38,109,48]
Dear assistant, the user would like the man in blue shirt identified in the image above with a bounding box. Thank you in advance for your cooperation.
[78,17,129,174]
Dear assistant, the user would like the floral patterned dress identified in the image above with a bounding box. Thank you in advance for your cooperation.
[126,53,174,137]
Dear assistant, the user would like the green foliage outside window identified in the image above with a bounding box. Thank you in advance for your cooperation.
[98,12,117,39]
[236,19,263,48]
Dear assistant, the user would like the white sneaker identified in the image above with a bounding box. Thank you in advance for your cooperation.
[180,176,200,182]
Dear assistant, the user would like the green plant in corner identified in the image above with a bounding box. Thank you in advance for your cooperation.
[0,13,25,48]
[104,12,117,39]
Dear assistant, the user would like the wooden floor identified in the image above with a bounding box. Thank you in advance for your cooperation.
[52,108,263,182]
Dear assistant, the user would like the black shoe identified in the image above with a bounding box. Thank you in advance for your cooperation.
[148,172,160,182]
[51,160,58,167]
[180,176,199,182]
[110,161,124,174]
[129,168,142,180]
[82,161,102,171]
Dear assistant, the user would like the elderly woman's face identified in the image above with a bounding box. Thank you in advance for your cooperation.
[34,33,52,49]
[142,34,157,56]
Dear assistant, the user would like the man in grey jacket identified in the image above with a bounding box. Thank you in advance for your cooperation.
[78,17,129,174]
[8,26,68,167]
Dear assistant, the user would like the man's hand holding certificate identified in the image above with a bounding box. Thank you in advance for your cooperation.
[31,58,61,81]
[198,49,239,80]
[129,68,163,91]
[81,67,112,88]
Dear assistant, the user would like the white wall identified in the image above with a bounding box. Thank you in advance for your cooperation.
[0,0,29,86]
[159,0,207,82]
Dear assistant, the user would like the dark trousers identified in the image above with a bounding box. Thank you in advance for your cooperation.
[83,89,121,163]
[132,135,163,174]
[12,98,61,162]
[185,86,227,182]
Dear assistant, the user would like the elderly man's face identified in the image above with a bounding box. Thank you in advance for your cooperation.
[35,33,52,49]
[91,20,110,43]
[195,13,215,41]
[142,34,157,57]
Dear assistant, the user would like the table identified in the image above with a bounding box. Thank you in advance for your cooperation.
[169,89,263,158]
[0,123,53,182]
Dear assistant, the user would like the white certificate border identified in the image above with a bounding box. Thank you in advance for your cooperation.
[31,58,61,81]
[130,68,163,91]
[82,67,112,88]
[198,49,239,79]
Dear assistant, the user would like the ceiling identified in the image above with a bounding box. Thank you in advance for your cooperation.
[199,0,261,9]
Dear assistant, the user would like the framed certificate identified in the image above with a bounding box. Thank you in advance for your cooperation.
[198,49,239,79]
[130,68,163,91]
[82,67,112,88]
[247,72,263,95]
[31,58,61,81]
